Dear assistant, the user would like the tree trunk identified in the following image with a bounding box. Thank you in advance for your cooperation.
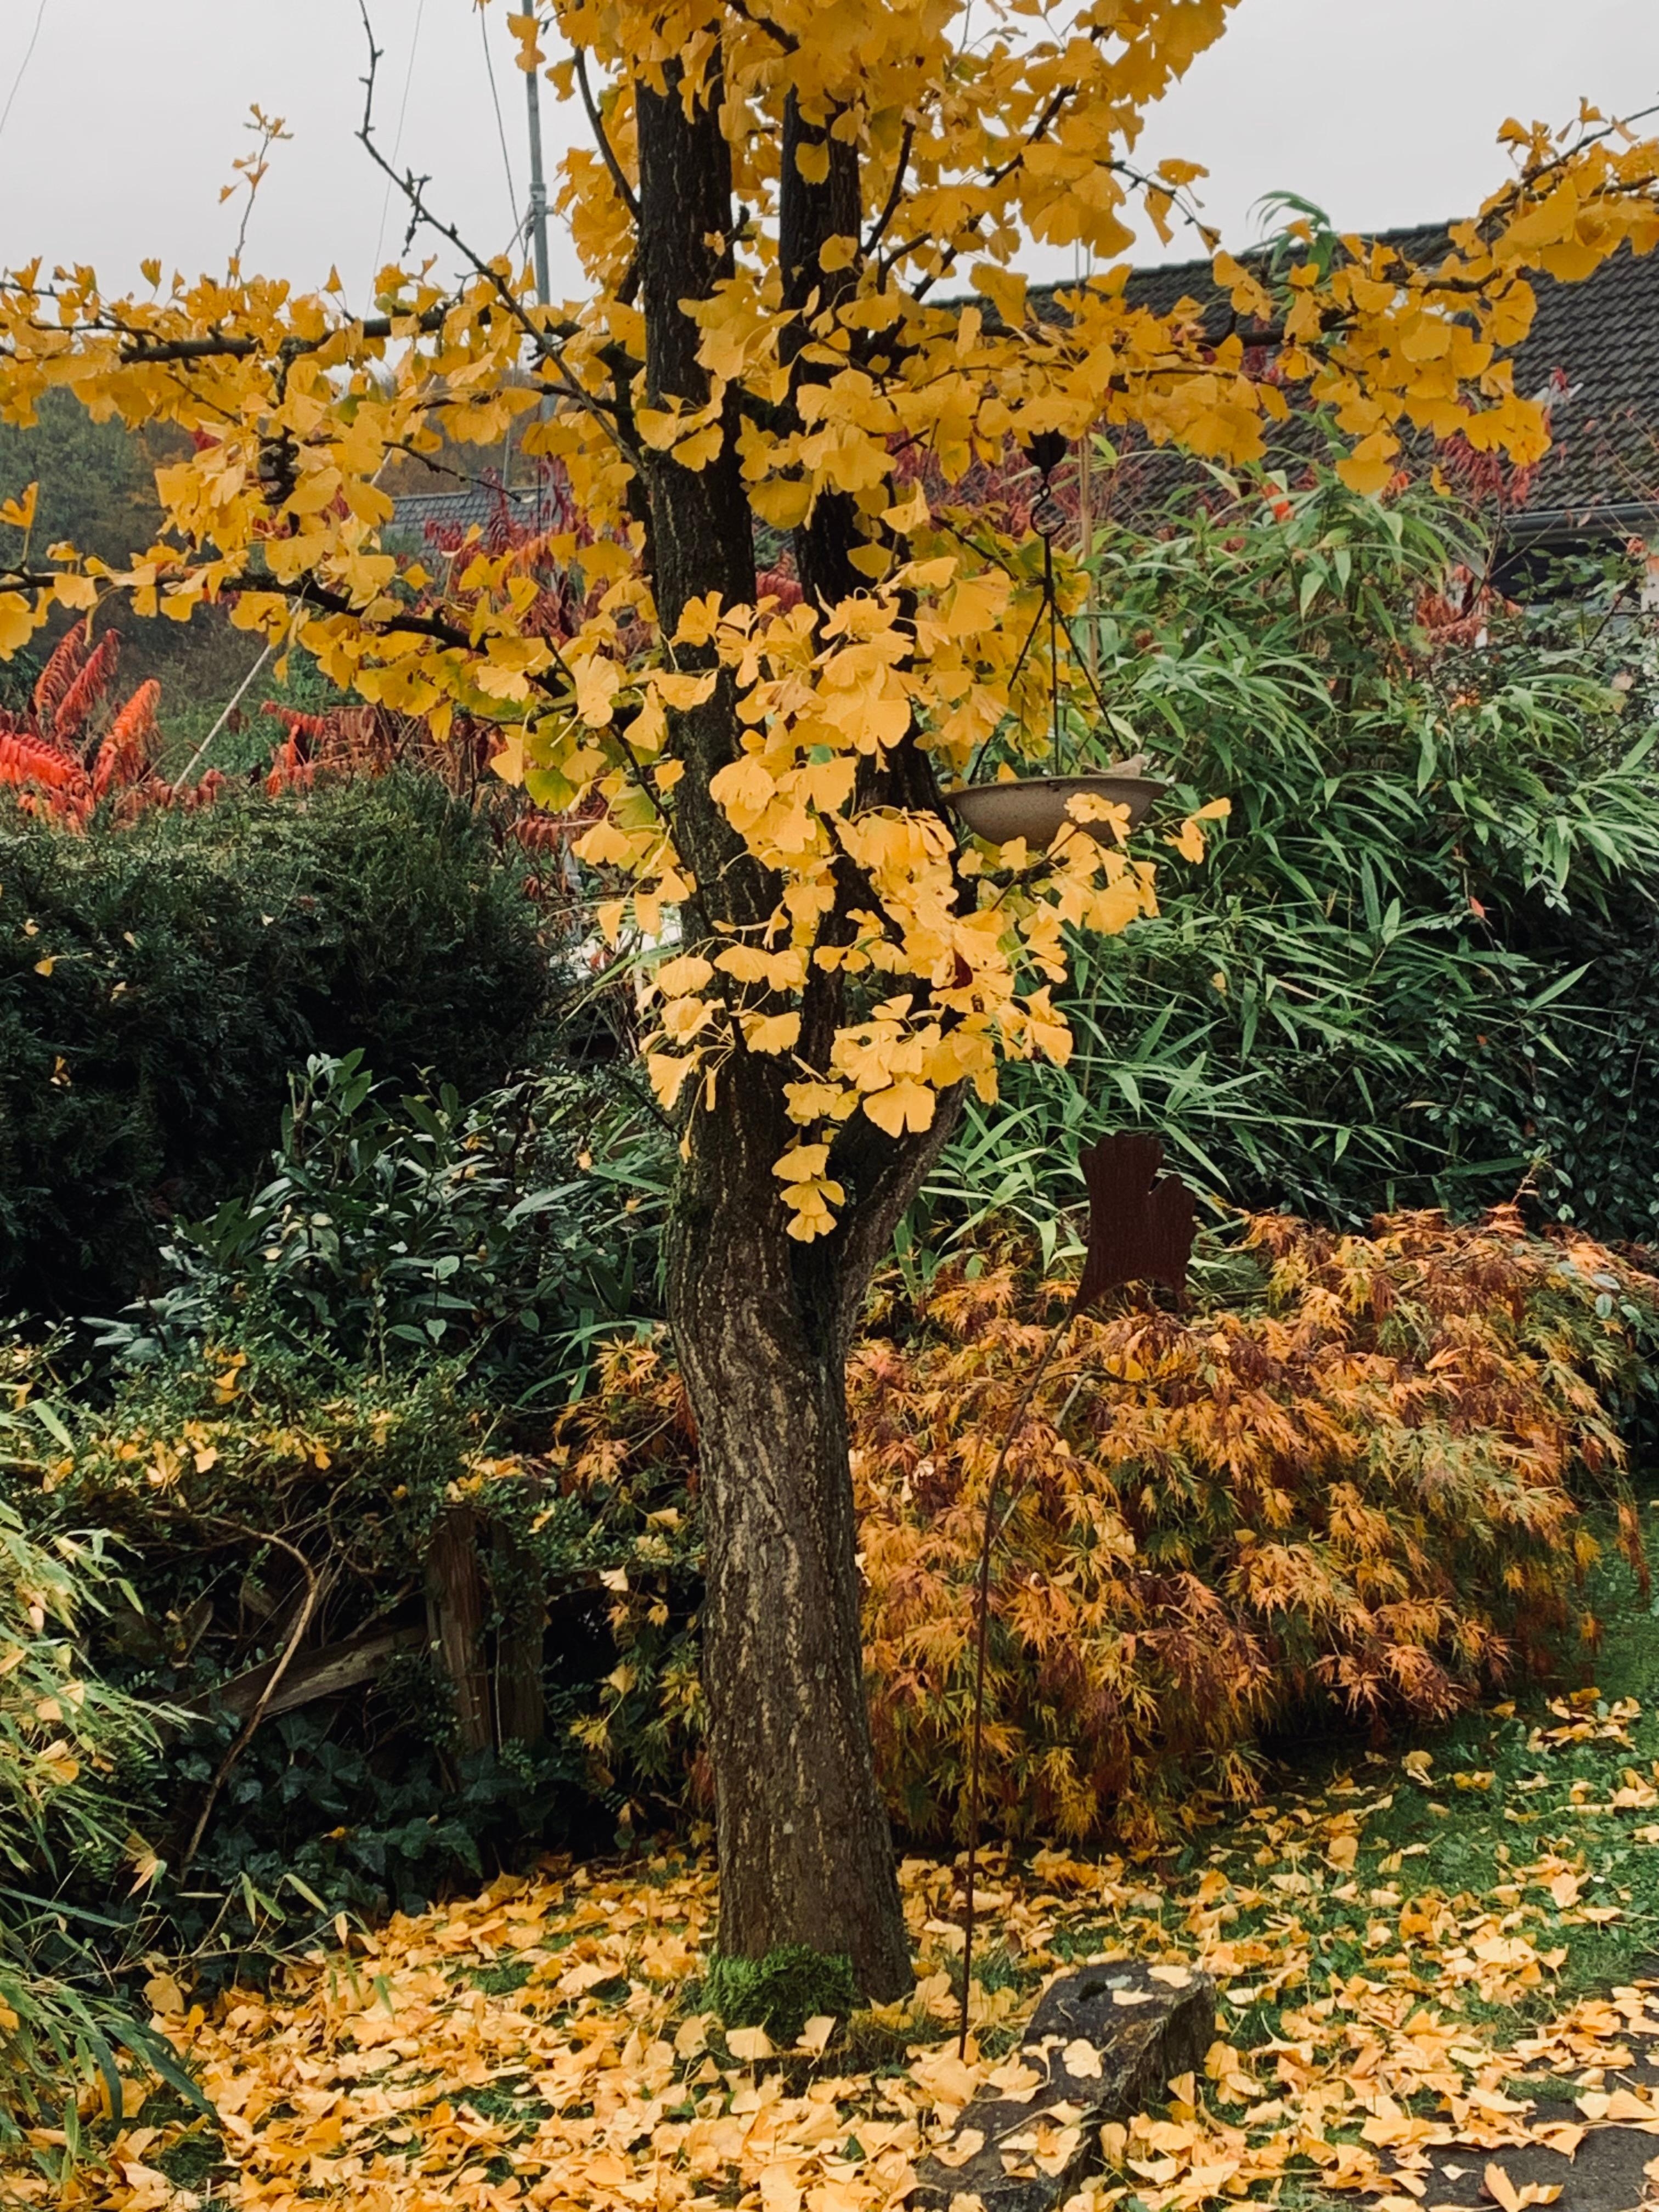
[634,50,962,1999]
[669,1099,910,1999]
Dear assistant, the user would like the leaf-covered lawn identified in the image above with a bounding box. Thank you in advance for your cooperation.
[22,1545,1659,2212]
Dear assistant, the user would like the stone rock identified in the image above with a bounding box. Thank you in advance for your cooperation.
[910,1960,1216,2212]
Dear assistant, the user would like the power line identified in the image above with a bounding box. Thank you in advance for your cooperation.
[0,0,49,153]
[369,0,427,287]
[478,7,521,245]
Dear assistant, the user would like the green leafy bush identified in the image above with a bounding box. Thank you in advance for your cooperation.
[99,1051,667,1401]
[0,775,554,1318]
[1523,904,1659,1243]
[0,1028,670,1950]
[3,1322,680,1947]
[0,1414,195,2143]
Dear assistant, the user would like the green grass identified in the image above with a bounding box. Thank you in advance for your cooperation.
[469,1961,534,1996]
[152,2128,232,2192]
[1331,1528,1659,2005]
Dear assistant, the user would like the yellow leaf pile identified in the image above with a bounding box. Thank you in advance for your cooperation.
[27,1679,1659,2212]
[568,1209,1657,1837]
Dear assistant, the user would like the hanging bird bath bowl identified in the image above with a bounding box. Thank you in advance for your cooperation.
[943,431,1167,851]
[943,763,1165,850]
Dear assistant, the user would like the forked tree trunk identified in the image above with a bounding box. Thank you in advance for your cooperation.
[635,55,962,1998]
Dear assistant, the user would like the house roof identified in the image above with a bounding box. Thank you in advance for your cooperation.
[385,479,554,544]
[1040,224,1659,539]
[384,230,1659,549]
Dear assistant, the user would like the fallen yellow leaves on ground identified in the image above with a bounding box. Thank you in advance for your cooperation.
[23,1688,1659,2212]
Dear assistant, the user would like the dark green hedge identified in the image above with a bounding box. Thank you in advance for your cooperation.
[1522,900,1659,1244]
[0,776,551,1318]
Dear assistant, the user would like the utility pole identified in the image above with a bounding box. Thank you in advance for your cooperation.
[524,49,551,308]
[519,26,553,529]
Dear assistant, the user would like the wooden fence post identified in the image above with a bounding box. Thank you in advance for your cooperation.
[492,1522,547,1748]
[425,1505,493,1757]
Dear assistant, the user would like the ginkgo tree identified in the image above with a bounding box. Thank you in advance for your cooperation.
[2,0,1658,1998]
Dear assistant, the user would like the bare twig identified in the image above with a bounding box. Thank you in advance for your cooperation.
[178,1526,321,1879]
[861,121,916,257]
[353,1,640,464]
[172,639,273,793]
[228,105,294,272]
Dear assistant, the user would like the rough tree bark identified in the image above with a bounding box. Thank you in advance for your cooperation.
[633,64,961,1997]
[668,1077,956,1999]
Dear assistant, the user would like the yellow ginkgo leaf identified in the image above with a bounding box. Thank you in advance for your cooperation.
[861,1080,935,1138]
[654,955,713,998]
[0,592,36,658]
[742,1011,801,1054]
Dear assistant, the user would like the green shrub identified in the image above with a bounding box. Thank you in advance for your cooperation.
[1519,896,1659,1245]
[0,1028,670,1951]
[4,1331,682,1949]
[0,1426,196,2143]
[99,1050,668,1402]
[0,775,554,1318]
[0,1492,159,1884]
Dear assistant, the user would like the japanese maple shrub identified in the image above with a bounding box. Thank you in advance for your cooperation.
[564,1210,1659,1842]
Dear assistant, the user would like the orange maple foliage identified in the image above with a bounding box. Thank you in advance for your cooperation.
[565,1209,1656,1841]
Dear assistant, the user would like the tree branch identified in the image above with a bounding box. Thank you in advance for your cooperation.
[861,121,915,257]
[821,1085,966,1346]
[353,1,640,466]
[177,1524,321,1878]
[721,0,799,54]
[0,302,450,369]
[573,48,641,223]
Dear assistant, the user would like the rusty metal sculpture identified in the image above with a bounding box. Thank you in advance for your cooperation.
[957,1133,1194,2052]
[1074,1131,1197,1311]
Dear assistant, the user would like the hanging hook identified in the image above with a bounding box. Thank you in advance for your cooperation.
[1023,430,1070,777]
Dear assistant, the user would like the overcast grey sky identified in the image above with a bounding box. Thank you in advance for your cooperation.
[1,0,1656,311]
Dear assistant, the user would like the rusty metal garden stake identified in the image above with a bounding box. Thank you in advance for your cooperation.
[957,1300,1075,2056]
[956,1132,1196,2057]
